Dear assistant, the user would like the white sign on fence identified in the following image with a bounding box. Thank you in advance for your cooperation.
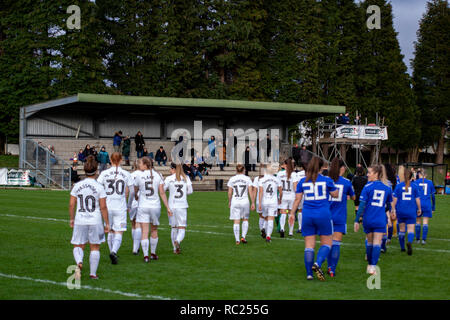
[5,169,31,186]
[334,125,388,140]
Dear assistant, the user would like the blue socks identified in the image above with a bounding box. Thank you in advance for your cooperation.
[316,245,331,268]
[415,224,421,240]
[407,232,414,244]
[399,232,406,250]
[327,240,341,273]
[388,226,393,240]
[423,225,429,241]
[381,235,387,251]
[366,243,373,265]
[372,244,381,265]
[304,248,314,277]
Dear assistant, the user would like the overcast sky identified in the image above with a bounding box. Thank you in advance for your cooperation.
[357,0,429,75]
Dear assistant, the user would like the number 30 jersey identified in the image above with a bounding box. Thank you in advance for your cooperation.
[70,178,106,225]
[227,174,253,206]
[97,166,133,212]
[134,169,164,208]
[359,180,393,227]
[164,174,193,209]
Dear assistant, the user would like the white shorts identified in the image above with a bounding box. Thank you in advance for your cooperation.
[129,207,138,221]
[262,204,278,218]
[108,209,127,232]
[230,203,250,220]
[71,224,105,245]
[136,207,161,225]
[169,208,188,228]
[279,198,294,210]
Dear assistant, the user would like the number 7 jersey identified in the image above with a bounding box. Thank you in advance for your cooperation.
[164,174,193,209]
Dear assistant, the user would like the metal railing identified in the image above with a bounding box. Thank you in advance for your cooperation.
[21,139,72,190]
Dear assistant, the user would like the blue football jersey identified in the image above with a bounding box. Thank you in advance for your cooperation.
[415,178,435,211]
[360,181,393,227]
[329,176,355,224]
[296,174,337,214]
[393,182,421,216]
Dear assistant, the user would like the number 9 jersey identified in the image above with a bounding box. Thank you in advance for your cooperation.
[359,181,393,229]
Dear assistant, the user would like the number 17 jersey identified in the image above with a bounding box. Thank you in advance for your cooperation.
[164,174,193,209]
[227,174,253,205]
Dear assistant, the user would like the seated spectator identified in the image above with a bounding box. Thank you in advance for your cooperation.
[192,163,203,181]
[155,146,167,166]
[78,149,86,163]
[183,161,194,180]
[143,148,148,157]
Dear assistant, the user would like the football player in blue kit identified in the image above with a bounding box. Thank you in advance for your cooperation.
[415,169,436,244]
[326,158,355,277]
[290,157,339,281]
[392,169,422,255]
[354,165,394,275]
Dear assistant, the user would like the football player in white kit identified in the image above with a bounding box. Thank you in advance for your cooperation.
[294,160,306,234]
[97,152,133,264]
[228,164,255,244]
[251,164,266,238]
[258,163,282,243]
[164,163,193,253]
[277,159,300,237]
[69,156,110,279]
[134,157,171,262]
[128,159,142,255]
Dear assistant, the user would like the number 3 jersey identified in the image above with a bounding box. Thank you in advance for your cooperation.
[70,178,106,225]
[227,174,253,205]
[134,169,164,208]
[359,180,393,227]
[164,174,193,209]
[97,166,133,212]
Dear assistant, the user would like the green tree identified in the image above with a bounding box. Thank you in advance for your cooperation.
[412,0,450,164]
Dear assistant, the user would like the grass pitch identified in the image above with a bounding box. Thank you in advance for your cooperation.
[0,189,449,300]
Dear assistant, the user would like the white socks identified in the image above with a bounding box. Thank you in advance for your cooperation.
[73,247,83,265]
[150,237,158,255]
[171,228,179,249]
[264,219,268,231]
[267,220,274,238]
[289,222,294,235]
[176,229,185,244]
[259,217,265,231]
[297,211,302,230]
[112,233,122,254]
[107,232,114,252]
[233,224,240,242]
[280,214,286,232]
[133,228,141,253]
[242,221,248,239]
[141,239,149,257]
[89,250,100,277]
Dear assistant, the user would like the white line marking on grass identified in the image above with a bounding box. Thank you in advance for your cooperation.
[0,272,172,300]
[2,213,450,253]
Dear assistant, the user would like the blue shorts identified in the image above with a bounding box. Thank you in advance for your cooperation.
[332,222,347,235]
[397,215,416,225]
[302,214,333,237]
[418,209,432,218]
[363,225,386,234]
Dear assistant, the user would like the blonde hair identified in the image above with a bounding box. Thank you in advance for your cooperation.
[175,164,187,182]
[381,165,389,186]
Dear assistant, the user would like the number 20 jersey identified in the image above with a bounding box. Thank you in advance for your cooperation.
[359,181,393,227]
[296,174,336,214]
[164,174,193,209]
[134,169,164,208]
[97,166,133,212]
[70,178,106,225]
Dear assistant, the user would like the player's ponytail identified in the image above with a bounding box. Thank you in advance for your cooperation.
[175,163,186,182]
[142,156,153,178]
[404,168,413,189]
[329,157,344,183]
[84,155,98,177]
[284,159,293,180]
[305,157,323,183]
[111,152,122,178]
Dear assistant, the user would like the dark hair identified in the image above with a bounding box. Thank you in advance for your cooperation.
[284,159,293,180]
[84,155,98,176]
[329,157,344,182]
[404,167,413,189]
[355,166,365,177]
[236,164,245,173]
[383,163,397,189]
[305,157,323,183]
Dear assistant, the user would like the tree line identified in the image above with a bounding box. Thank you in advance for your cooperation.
[0,0,448,163]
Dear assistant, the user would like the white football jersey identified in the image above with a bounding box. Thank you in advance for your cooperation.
[227,174,253,205]
[134,169,164,208]
[277,170,300,201]
[258,174,282,206]
[97,166,133,212]
[252,176,262,205]
[164,174,193,209]
[70,178,106,225]
[127,170,140,209]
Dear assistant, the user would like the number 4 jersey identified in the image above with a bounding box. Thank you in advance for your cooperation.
[70,178,106,225]
[164,174,193,209]
[97,166,134,212]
